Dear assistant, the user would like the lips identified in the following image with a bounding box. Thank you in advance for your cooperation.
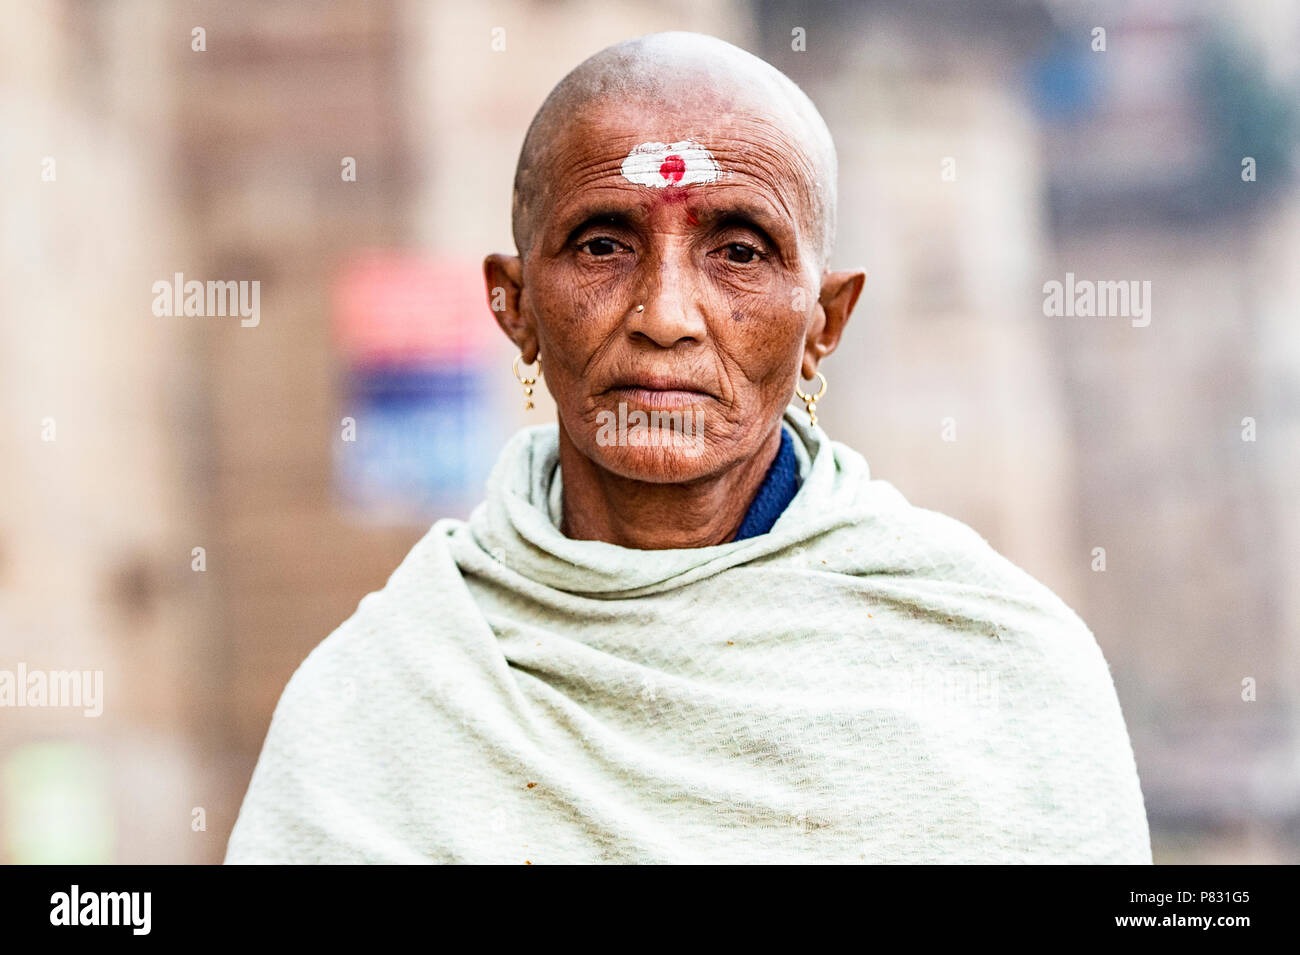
[607,374,712,396]
[605,374,716,409]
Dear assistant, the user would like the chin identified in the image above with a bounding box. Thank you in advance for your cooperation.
[574,396,716,478]
[561,397,738,482]
[587,440,722,484]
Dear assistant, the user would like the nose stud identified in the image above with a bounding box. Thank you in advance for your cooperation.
[634,304,644,312]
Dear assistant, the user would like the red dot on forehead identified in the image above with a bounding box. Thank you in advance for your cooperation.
[659,154,686,182]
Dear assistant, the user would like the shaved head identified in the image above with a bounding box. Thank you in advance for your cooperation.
[511,31,838,268]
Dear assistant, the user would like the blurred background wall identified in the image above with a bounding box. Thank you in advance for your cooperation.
[1,0,1296,863]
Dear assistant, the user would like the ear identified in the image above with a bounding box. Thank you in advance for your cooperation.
[483,253,538,362]
[801,269,865,379]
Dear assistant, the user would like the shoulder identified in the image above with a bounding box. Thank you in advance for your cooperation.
[224,519,471,862]
[854,475,1077,607]
[821,473,1103,658]
[271,517,468,714]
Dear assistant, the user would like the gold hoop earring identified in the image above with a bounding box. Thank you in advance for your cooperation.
[513,354,541,410]
[794,371,827,427]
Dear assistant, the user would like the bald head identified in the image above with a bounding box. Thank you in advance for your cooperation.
[511,32,838,268]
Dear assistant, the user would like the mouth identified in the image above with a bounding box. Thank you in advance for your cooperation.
[605,375,715,409]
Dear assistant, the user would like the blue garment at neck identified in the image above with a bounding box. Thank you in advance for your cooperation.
[732,426,801,541]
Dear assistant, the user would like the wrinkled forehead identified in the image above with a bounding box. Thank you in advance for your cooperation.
[528,96,824,256]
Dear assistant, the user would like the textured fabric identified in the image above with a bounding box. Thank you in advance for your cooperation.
[225,404,1152,864]
[733,425,800,541]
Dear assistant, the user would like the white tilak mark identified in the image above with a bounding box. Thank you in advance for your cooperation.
[620,140,723,188]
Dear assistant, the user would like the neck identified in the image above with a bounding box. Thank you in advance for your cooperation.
[557,423,783,549]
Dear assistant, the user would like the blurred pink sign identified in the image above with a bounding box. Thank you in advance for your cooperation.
[333,251,499,365]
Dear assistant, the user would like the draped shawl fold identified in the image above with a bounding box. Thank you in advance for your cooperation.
[225,406,1151,864]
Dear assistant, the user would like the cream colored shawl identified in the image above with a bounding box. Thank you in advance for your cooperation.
[225,406,1151,863]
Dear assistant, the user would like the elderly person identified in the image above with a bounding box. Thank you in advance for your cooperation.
[226,32,1151,864]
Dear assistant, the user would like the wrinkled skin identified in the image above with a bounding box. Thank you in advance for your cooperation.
[485,95,864,549]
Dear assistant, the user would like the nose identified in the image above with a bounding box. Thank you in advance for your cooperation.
[626,253,708,348]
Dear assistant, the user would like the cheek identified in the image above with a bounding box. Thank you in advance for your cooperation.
[526,269,625,401]
[715,279,813,378]
[530,264,614,336]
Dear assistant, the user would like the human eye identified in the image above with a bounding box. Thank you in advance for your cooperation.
[720,241,762,263]
[580,236,625,256]
[711,239,767,265]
